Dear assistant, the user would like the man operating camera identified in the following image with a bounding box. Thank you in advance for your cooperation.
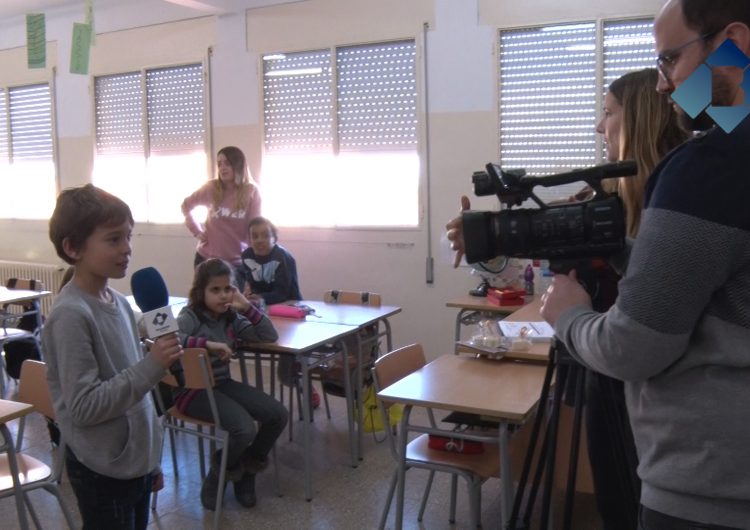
[449,1,750,528]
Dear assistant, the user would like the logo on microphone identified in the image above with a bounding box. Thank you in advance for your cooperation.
[152,312,168,326]
[143,307,179,338]
[672,39,750,133]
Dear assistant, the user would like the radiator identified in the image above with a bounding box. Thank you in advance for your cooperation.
[0,260,68,316]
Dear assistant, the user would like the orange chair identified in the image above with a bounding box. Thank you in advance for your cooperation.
[372,344,502,529]
[0,360,76,529]
[153,348,230,530]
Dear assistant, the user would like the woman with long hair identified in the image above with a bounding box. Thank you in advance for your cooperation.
[182,146,261,289]
[601,68,688,237]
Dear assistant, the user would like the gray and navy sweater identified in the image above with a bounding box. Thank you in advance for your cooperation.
[556,118,750,527]
[175,304,278,411]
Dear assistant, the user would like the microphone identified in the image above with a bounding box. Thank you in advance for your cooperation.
[130,267,185,387]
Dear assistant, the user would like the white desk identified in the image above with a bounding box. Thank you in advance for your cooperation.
[378,354,547,528]
[296,300,401,459]
[446,294,527,349]
[455,296,549,363]
[0,287,50,336]
[238,318,358,501]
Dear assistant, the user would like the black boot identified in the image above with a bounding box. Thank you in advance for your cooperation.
[200,467,227,511]
[241,450,269,475]
[234,472,257,508]
[213,449,244,481]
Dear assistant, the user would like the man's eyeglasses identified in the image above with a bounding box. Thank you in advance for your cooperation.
[656,30,719,82]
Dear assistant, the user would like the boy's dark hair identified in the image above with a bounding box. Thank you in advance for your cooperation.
[49,184,134,265]
[681,0,750,37]
[248,216,278,244]
[188,258,235,311]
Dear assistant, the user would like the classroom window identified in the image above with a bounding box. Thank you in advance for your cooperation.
[0,83,56,220]
[262,40,419,228]
[93,63,208,224]
[498,18,655,203]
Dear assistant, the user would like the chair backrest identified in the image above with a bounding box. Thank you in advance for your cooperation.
[18,359,55,419]
[324,289,382,306]
[161,347,214,390]
[372,344,427,460]
[6,278,45,292]
[372,343,426,405]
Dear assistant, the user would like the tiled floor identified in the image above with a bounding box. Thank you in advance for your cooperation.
[1,361,602,529]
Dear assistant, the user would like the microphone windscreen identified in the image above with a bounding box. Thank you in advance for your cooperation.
[131,267,170,312]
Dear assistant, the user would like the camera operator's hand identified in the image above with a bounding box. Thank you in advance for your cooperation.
[446,195,471,268]
[540,270,592,325]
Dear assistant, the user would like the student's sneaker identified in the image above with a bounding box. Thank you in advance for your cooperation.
[234,472,257,508]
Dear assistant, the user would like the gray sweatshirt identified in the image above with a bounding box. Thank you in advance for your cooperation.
[42,283,165,479]
[556,120,750,527]
[176,304,278,384]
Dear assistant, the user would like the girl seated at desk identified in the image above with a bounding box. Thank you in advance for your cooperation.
[176,258,287,511]
[240,216,321,407]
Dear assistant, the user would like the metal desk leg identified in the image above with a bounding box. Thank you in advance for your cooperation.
[341,341,357,467]
[499,423,512,528]
[254,352,264,390]
[383,318,393,351]
[1,424,29,529]
[394,405,412,530]
[355,333,364,461]
[454,308,469,353]
[237,351,249,385]
[301,354,313,501]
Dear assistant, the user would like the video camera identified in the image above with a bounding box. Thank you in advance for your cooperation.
[462,160,637,265]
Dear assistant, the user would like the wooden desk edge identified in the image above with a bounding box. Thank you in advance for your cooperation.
[0,400,35,423]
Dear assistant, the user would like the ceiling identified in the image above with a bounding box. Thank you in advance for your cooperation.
[1,1,106,19]
[0,0,296,20]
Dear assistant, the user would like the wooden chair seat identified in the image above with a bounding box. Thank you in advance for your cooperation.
[406,434,500,479]
[165,406,215,429]
[0,454,52,489]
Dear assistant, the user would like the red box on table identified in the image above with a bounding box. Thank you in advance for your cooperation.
[486,287,526,306]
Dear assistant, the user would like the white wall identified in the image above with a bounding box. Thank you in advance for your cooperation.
[0,0,664,360]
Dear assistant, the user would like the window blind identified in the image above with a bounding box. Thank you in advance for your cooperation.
[146,64,205,153]
[96,64,205,155]
[0,88,7,161]
[263,50,333,152]
[603,19,656,90]
[95,72,143,154]
[499,23,598,180]
[261,40,419,227]
[9,84,53,161]
[336,40,417,151]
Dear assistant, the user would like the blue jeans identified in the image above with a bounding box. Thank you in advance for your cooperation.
[638,505,744,530]
[182,379,288,466]
[65,449,153,530]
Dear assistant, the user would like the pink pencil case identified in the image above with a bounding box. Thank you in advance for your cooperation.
[267,304,307,319]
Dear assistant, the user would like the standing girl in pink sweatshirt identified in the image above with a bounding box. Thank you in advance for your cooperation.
[182,146,261,290]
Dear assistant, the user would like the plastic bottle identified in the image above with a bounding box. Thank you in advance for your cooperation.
[524,263,535,295]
